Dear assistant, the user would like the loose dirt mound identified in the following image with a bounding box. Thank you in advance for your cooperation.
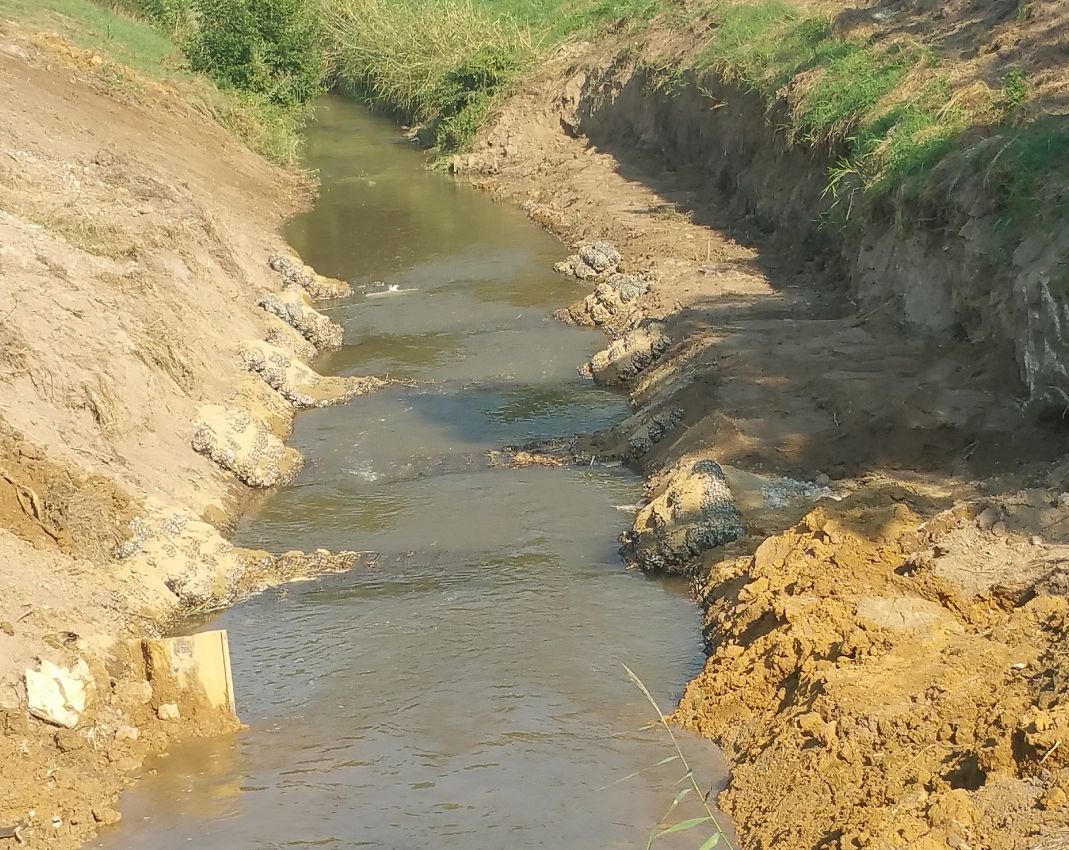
[674,486,1069,849]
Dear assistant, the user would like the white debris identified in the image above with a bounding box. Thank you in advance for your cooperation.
[157,702,180,721]
[25,659,93,728]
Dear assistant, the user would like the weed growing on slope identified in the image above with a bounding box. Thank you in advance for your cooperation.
[623,663,736,850]
[693,1,1052,225]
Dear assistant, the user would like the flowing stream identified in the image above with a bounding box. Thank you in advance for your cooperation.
[96,96,728,850]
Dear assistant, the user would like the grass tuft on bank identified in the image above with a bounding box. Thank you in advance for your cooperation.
[691,0,1069,265]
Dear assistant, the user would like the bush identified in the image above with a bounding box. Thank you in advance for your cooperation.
[323,0,536,152]
[185,0,325,106]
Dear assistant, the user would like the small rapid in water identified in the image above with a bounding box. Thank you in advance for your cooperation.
[96,96,729,850]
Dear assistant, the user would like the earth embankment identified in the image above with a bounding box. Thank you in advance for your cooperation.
[0,29,371,847]
[454,23,1069,848]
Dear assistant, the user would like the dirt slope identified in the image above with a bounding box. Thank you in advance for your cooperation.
[455,23,1069,850]
[0,29,372,848]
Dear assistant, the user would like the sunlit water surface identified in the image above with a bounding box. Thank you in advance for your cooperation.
[95,96,728,850]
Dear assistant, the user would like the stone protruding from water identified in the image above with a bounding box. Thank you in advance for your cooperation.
[263,314,318,360]
[191,404,303,488]
[268,252,353,299]
[553,241,653,332]
[114,498,367,616]
[558,276,649,330]
[581,321,669,385]
[554,240,622,279]
[620,458,745,574]
[114,499,247,612]
[238,340,386,408]
[258,289,344,350]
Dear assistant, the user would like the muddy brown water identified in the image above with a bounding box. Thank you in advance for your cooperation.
[96,96,729,849]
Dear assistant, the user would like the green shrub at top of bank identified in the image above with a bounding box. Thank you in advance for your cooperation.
[111,0,326,107]
[185,0,325,107]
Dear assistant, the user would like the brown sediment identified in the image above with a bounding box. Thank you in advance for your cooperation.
[453,19,1069,850]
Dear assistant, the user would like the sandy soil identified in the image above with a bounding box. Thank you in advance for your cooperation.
[453,26,1069,850]
[4,3,1069,847]
[0,28,376,848]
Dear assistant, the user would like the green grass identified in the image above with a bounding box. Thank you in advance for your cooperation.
[322,0,540,153]
[0,0,304,163]
[693,3,1051,214]
[320,0,666,153]
[0,0,181,74]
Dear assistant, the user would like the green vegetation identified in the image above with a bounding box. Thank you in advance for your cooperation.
[696,3,957,200]
[110,0,326,107]
[315,0,1066,252]
[4,0,1063,250]
[623,663,735,850]
[690,0,1069,243]
[0,0,182,74]
[322,0,537,153]
[185,0,325,106]
[319,0,668,153]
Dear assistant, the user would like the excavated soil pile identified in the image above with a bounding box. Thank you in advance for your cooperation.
[677,484,1069,849]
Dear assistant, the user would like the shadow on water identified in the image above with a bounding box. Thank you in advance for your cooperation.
[94,95,734,850]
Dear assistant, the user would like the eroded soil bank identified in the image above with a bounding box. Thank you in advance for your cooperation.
[453,31,1069,850]
[0,30,378,847]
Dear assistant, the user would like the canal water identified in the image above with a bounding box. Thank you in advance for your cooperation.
[96,96,727,850]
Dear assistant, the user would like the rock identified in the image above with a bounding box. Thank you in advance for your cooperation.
[113,498,245,610]
[559,282,643,331]
[583,322,669,386]
[579,241,621,273]
[239,340,384,408]
[975,505,1001,530]
[54,728,87,752]
[626,407,684,458]
[258,290,343,350]
[156,702,180,721]
[620,459,745,573]
[113,678,153,707]
[605,272,649,301]
[268,252,352,299]
[263,315,318,360]
[555,240,622,279]
[114,723,139,742]
[25,659,93,728]
[92,807,122,826]
[191,404,303,488]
